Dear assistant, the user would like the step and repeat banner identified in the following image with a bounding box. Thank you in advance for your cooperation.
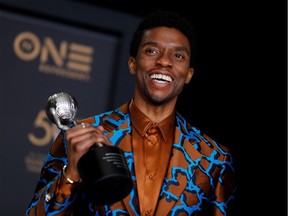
[0,9,137,215]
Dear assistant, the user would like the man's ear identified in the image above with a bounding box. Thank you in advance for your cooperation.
[185,68,194,84]
[128,57,136,75]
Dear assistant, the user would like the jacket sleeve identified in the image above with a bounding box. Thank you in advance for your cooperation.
[212,149,237,216]
[25,131,81,216]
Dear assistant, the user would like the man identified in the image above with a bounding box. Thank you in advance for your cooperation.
[26,10,236,215]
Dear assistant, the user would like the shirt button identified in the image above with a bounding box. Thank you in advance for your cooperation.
[148,173,154,180]
[145,210,151,216]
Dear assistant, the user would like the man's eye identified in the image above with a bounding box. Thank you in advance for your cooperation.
[146,48,158,54]
[174,53,184,59]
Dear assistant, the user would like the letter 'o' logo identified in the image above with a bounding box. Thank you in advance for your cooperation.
[13,31,41,61]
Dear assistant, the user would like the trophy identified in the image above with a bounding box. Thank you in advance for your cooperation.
[46,92,133,205]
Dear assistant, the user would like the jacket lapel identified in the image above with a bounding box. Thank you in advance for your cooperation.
[102,103,137,215]
[155,117,202,215]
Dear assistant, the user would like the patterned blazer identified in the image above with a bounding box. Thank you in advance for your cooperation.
[26,101,236,216]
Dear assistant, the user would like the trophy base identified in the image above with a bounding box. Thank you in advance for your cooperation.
[85,173,133,205]
[77,145,133,205]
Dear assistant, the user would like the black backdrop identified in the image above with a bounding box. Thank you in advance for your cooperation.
[0,0,286,215]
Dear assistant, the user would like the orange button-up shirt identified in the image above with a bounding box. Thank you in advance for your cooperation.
[129,100,175,215]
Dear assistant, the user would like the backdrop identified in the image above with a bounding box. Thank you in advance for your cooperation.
[0,4,140,215]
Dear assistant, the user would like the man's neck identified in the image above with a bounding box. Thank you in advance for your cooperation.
[131,97,176,123]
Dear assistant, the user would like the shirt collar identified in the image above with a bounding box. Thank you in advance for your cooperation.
[129,99,175,143]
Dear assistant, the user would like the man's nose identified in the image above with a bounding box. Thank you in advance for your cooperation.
[156,53,172,67]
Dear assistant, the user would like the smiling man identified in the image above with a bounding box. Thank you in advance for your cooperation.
[26,10,236,216]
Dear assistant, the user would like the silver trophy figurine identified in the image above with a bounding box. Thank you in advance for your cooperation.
[45,92,133,205]
[46,92,78,131]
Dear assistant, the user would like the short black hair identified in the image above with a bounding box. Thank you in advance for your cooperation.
[129,10,197,68]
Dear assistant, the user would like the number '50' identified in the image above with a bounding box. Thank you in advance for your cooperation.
[27,110,58,146]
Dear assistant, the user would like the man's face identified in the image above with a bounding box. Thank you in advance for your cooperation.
[129,26,194,106]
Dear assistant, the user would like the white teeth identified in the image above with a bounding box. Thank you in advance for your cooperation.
[150,74,172,82]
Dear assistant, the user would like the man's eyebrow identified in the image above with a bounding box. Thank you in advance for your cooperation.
[142,41,190,55]
[143,41,189,51]
[142,41,158,46]
[175,46,189,53]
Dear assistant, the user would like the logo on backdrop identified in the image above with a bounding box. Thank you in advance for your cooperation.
[13,31,94,81]
[25,109,59,173]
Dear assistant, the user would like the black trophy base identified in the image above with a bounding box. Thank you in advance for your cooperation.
[77,144,133,205]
